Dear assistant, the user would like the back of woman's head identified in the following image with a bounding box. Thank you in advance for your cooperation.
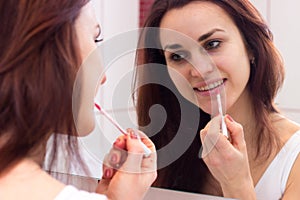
[0,0,89,173]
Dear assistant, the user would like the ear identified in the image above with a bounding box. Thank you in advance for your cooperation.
[247,50,255,65]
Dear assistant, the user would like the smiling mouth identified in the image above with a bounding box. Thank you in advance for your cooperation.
[194,79,225,92]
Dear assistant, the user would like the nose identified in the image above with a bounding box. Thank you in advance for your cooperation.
[190,66,201,77]
[190,56,214,77]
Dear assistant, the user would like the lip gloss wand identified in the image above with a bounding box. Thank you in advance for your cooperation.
[94,103,152,157]
[216,94,229,138]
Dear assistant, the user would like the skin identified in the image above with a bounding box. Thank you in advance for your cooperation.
[98,129,157,200]
[74,4,157,199]
[0,2,157,200]
[74,2,106,136]
[159,1,300,199]
[160,1,251,115]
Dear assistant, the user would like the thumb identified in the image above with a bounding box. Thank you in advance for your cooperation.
[96,178,110,194]
[225,115,246,150]
[119,130,144,174]
[199,116,223,158]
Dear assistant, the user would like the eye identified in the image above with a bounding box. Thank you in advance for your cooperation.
[169,51,189,62]
[204,40,221,50]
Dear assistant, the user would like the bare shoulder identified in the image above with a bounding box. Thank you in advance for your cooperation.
[0,159,66,200]
[276,115,300,199]
[272,113,300,143]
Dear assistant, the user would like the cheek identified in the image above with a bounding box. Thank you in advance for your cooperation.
[213,54,251,105]
[214,51,250,82]
[167,66,200,105]
[79,40,97,62]
[166,62,191,78]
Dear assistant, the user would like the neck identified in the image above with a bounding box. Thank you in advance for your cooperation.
[0,130,48,176]
[226,89,257,145]
[0,158,42,182]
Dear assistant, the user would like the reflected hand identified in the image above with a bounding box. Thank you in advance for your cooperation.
[200,115,255,199]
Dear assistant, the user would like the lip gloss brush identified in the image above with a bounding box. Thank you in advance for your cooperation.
[216,94,228,138]
[94,102,151,157]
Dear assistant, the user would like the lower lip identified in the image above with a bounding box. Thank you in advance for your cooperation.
[194,81,226,97]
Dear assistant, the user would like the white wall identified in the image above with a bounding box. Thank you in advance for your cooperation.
[251,0,300,123]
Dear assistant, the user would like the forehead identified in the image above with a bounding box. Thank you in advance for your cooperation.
[160,1,237,42]
[76,2,98,24]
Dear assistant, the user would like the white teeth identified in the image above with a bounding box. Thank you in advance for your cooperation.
[197,80,223,92]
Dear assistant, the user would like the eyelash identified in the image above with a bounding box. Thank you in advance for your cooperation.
[204,39,221,50]
[94,28,103,44]
[167,39,221,63]
[95,38,103,43]
[169,51,189,62]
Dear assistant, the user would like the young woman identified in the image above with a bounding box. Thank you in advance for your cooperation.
[0,0,156,199]
[134,0,300,199]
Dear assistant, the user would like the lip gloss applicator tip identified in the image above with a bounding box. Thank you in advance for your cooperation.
[94,102,152,157]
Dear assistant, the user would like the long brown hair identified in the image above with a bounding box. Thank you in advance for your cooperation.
[134,0,284,194]
[0,0,89,174]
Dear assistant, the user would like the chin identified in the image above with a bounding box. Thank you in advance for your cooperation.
[77,123,95,137]
[76,115,96,137]
[196,101,214,115]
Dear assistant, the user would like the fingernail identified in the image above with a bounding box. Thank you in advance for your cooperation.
[226,114,234,122]
[130,130,138,139]
[113,138,120,146]
[104,169,112,179]
[110,154,117,163]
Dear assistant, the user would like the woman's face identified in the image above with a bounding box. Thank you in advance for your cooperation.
[159,1,251,114]
[73,2,106,136]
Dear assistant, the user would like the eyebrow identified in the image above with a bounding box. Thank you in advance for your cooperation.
[163,44,182,50]
[163,28,225,50]
[198,28,224,42]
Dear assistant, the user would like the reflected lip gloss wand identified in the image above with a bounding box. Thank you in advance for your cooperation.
[216,94,228,138]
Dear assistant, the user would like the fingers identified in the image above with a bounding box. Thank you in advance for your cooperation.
[224,115,246,150]
[102,157,116,179]
[98,158,115,194]
[200,116,229,156]
[104,135,127,169]
[127,129,157,172]
[101,136,127,183]
[113,135,126,150]
[200,115,246,153]
[103,129,157,175]
[119,129,157,174]
[117,135,142,174]
[135,129,156,152]
[96,177,110,194]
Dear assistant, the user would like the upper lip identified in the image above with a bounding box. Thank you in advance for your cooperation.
[193,78,224,88]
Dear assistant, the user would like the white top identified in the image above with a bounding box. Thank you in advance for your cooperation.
[255,130,300,200]
[55,185,107,200]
